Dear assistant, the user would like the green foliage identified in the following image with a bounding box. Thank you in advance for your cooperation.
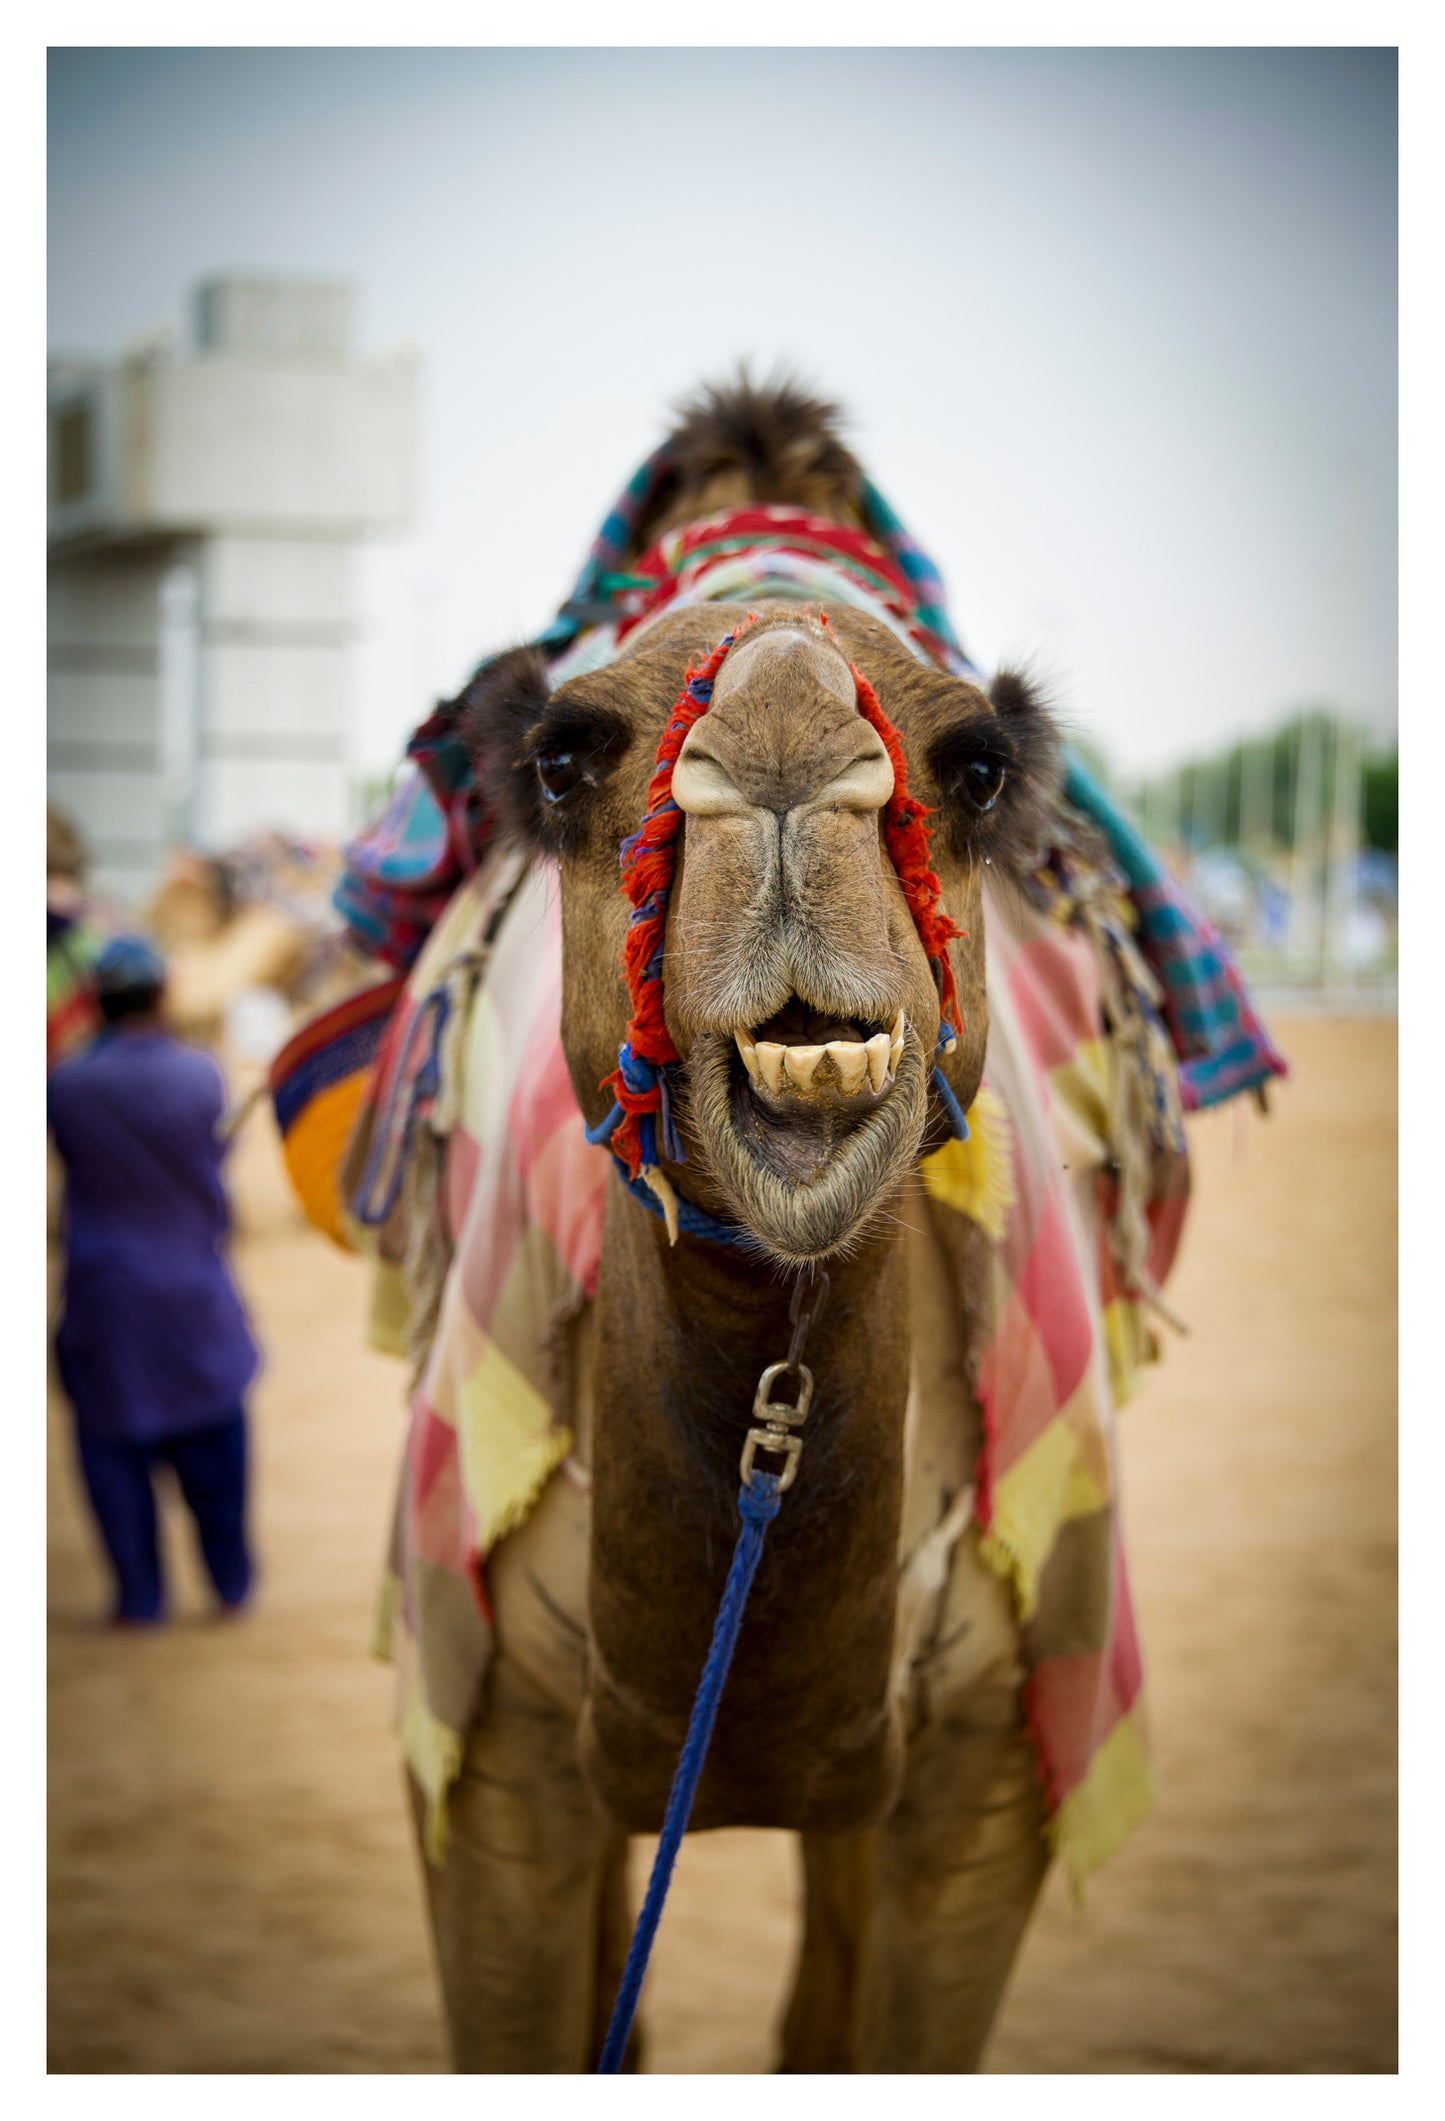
[1361,748,1397,853]
[1272,720,1300,847]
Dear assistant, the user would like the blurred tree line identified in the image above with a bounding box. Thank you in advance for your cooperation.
[1115,709,1397,857]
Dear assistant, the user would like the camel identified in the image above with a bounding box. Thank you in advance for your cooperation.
[420,595,1060,2072]
[146,835,349,1043]
[314,382,1278,2070]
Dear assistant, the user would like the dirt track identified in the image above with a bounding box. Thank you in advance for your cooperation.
[47,1016,1397,2073]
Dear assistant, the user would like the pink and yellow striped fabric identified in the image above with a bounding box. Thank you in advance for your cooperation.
[367,846,1181,1891]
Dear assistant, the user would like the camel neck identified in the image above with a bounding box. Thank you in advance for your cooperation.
[580,1180,911,1834]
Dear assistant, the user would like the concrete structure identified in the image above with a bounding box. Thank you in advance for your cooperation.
[48,277,418,906]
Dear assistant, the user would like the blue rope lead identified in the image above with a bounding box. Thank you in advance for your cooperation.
[595,1472,784,2072]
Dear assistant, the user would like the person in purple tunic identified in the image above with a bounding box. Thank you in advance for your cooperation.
[47,935,261,1625]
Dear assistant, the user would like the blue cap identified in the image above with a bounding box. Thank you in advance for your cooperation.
[94,934,167,996]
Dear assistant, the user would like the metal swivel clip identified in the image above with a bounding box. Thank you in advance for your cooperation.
[739,1271,830,1495]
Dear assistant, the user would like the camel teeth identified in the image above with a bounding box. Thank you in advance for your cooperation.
[865,1032,891,1092]
[827,1041,868,1095]
[889,1032,904,1074]
[735,1032,759,1083]
[783,1044,825,1091]
[756,1042,786,1093]
[889,1007,907,1043]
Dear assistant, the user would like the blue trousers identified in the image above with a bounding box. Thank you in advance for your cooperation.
[75,1412,252,1623]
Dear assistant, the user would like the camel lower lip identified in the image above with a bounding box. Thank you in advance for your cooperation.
[681,1025,929,1264]
[726,1067,873,1186]
[721,1023,911,1191]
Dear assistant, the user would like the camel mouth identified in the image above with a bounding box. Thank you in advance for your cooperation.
[734,1003,906,1110]
[684,1006,928,1263]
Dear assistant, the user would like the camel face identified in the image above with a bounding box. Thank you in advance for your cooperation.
[659,613,943,1260]
[464,600,1059,1261]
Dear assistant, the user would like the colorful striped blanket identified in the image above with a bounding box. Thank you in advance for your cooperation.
[362,837,1185,1891]
[284,448,1284,1894]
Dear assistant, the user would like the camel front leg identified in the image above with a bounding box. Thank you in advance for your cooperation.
[779,1518,1050,2074]
[859,1514,1050,2072]
[777,1829,877,2071]
[778,1698,1045,2075]
[854,1692,1048,2071]
[407,1654,634,2073]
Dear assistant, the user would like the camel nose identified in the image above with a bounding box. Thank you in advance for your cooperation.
[671,622,896,822]
[671,717,894,820]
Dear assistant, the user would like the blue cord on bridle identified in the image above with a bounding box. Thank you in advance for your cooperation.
[613,1161,753,1247]
[929,1050,972,1142]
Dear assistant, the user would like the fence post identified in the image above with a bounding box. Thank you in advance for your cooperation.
[1241,735,1273,854]
[1290,713,1326,974]
[1322,720,1361,993]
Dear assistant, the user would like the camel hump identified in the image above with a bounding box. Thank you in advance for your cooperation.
[639,369,868,546]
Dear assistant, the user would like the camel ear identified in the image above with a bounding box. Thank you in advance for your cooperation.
[456,646,553,841]
[926,669,1061,877]
[459,647,631,849]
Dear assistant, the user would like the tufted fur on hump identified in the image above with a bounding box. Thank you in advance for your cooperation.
[633,370,868,549]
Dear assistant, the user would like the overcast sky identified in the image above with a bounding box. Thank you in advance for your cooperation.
[48,46,1397,778]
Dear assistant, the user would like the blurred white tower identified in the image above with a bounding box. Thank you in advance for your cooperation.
[47,276,418,906]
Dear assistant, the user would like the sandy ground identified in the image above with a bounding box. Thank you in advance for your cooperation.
[47,1016,1397,2074]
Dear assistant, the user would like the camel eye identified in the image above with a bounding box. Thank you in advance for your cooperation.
[536,750,580,804]
[964,758,1006,812]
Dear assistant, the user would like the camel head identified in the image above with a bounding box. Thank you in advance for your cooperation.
[464,602,1059,1263]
